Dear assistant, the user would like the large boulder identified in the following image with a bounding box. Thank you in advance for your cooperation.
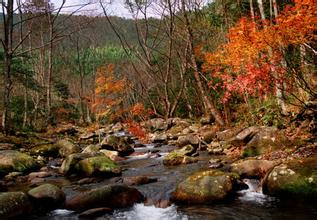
[172,170,237,204]
[0,150,39,176]
[60,153,91,175]
[101,135,134,156]
[228,126,261,147]
[60,153,120,177]
[27,183,65,211]
[76,156,121,177]
[55,139,81,157]
[231,159,276,178]
[242,127,287,157]
[263,156,317,198]
[163,145,197,166]
[65,185,144,211]
[0,192,32,219]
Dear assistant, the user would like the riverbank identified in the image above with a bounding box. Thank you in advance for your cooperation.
[0,117,316,219]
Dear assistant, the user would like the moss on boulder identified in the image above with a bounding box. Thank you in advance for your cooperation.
[172,170,237,204]
[263,156,317,199]
[0,150,39,176]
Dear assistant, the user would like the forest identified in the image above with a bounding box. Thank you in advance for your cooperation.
[0,0,316,219]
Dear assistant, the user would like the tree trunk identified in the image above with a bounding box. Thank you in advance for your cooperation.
[180,0,224,126]
[46,14,53,123]
[257,0,266,20]
[249,0,255,22]
[1,0,14,133]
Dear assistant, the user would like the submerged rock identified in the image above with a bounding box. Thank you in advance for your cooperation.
[78,207,112,218]
[263,156,317,198]
[0,150,39,176]
[0,192,32,219]
[28,183,65,211]
[65,185,144,211]
[123,176,158,186]
[172,170,237,204]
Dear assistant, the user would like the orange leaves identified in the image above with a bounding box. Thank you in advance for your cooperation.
[130,103,145,117]
[93,64,126,120]
[202,0,316,102]
[125,119,149,143]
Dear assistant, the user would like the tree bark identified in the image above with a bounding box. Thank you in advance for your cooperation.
[180,0,224,126]
[1,0,14,133]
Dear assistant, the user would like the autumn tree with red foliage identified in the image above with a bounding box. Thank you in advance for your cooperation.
[202,0,316,105]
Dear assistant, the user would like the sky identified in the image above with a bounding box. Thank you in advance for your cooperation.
[52,0,133,17]
[0,0,209,18]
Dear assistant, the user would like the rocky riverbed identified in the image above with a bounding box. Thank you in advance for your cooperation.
[0,118,316,219]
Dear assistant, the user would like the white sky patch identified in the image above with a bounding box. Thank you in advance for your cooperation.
[1,0,212,18]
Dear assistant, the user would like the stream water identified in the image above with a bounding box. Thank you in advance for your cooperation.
[21,142,317,219]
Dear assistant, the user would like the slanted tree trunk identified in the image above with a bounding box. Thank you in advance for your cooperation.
[180,0,224,126]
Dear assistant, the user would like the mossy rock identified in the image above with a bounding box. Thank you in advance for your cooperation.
[172,170,237,204]
[263,156,317,199]
[242,127,288,157]
[28,183,65,211]
[60,153,92,175]
[76,156,121,177]
[82,145,101,154]
[163,146,198,166]
[30,144,59,157]
[0,192,32,219]
[55,139,81,157]
[0,150,39,176]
